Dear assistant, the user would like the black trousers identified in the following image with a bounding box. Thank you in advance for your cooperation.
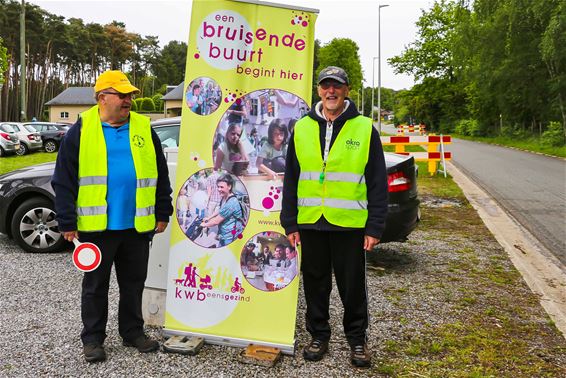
[300,228,368,347]
[79,229,150,345]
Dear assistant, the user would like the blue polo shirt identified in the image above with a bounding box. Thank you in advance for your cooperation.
[102,122,136,230]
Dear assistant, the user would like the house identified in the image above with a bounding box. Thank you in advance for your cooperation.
[162,82,184,118]
[45,87,97,123]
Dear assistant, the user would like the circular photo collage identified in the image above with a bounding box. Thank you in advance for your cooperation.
[176,168,250,248]
[185,77,222,116]
[240,231,298,292]
[212,89,308,178]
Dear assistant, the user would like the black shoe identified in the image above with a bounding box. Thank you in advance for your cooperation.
[123,335,159,353]
[350,344,372,368]
[83,343,106,363]
[303,339,329,361]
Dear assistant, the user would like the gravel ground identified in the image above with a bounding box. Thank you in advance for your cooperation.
[1,199,565,377]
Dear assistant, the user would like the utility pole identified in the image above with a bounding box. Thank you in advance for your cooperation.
[20,0,26,121]
[378,4,389,133]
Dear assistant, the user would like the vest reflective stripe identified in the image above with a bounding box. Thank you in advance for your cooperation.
[77,105,158,232]
[136,206,155,217]
[137,178,157,188]
[79,176,108,186]
[295,115,372,228]
[298,197,368,210]
[299,171,366,184]
[77,205,107,216]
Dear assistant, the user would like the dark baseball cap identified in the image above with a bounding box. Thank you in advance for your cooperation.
[317,66,349,85]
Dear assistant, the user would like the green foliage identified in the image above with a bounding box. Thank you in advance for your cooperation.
[316,38,363,91]
[389,0,565,140]
[455,119,481,136]
[541,121,565,147]
[0,37,7,86]
[152,94,164,112]
[130,100,138,112]
[133,98,143,111]
[139,98,155,112]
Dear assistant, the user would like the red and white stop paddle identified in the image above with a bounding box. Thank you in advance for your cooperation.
[72,238,102,272]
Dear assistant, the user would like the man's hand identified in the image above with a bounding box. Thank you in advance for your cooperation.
[62,231,78,242]
[155,221,168,234]
[364,235,380,252]
[287,232,301,247]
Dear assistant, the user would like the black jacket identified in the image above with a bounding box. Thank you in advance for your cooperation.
[51,116,174,233]
[280,99,388,239]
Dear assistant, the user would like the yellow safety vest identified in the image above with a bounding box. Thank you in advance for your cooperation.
[295,115,372,228]
[76,105,157,232]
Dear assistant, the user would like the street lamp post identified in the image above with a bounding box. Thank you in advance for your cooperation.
[371,56,377,124]
[361,81,365,115]
[377,4,389,133]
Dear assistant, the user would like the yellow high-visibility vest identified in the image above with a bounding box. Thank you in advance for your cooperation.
[295,115,372,228]
[76,105,157,232]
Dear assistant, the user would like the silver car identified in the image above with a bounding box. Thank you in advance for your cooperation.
[3,122,43,155]
[0,123,21,156]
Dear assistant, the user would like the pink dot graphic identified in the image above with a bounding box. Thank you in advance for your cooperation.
[274,194,279,200]
[262,197,274,209]
[302,21,308,27]
[194,53,200,59]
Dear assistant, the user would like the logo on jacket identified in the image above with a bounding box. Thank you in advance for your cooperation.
[345,138,360,150]
[132,135,145,148]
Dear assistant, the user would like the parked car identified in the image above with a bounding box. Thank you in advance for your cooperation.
[0,123,21,157]
[25,122,69,153]
[0,122,43,155]
[0,117,419,253]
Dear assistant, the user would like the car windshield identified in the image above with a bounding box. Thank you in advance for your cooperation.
[0,124,16,133]
[24,125,37,133]
[154,125,180,148]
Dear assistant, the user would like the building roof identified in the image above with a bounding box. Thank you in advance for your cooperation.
[45,87,97,106]
[162,82,184,101]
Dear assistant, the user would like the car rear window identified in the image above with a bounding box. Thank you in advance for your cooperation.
[0,124,16,133]
[24,125,37,133]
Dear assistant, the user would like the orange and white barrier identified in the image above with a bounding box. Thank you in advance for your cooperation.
[380,134,452,176]
[396,124,426,135]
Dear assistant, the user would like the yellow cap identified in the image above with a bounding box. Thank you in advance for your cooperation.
[94,70,139,93]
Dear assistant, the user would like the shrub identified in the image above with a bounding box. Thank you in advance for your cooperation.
[152,94,164,112]
[130,100,138,112]
[139,98,155,112]
[541,122,565,147]
[455,119,481,136]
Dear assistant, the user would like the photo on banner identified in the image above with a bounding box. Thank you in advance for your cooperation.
[164,0,318,353]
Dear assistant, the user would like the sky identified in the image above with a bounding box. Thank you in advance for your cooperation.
[28,0,436,90]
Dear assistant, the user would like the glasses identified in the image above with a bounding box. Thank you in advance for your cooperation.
[100,91,135,99]
[319,81,345,90]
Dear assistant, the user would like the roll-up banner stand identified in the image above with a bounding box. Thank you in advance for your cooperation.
[164,0,318,354]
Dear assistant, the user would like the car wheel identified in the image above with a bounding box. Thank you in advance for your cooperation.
[16,143,29,156]
[10,197,66,253]
[44,139,58,153]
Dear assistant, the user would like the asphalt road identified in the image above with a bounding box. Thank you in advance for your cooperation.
[379,123,565,265]
[449,139,565,264]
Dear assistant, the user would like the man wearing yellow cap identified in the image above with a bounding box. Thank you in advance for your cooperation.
[52,70,173,362]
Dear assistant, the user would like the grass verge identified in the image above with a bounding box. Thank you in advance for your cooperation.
[0,152,57,176]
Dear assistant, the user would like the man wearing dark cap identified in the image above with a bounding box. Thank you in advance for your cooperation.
[52,70,173,362]
[281,66,388,368]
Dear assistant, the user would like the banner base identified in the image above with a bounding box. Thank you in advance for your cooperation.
[163,328,296,355]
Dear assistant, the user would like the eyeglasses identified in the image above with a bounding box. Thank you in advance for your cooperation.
[319,81,345,90]
[100,91,135,99]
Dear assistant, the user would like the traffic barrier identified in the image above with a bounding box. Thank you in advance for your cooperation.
[396,123,426,135]
[381,135,452,176]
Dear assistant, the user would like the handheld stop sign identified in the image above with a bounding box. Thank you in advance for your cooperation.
[72,238,102,272]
